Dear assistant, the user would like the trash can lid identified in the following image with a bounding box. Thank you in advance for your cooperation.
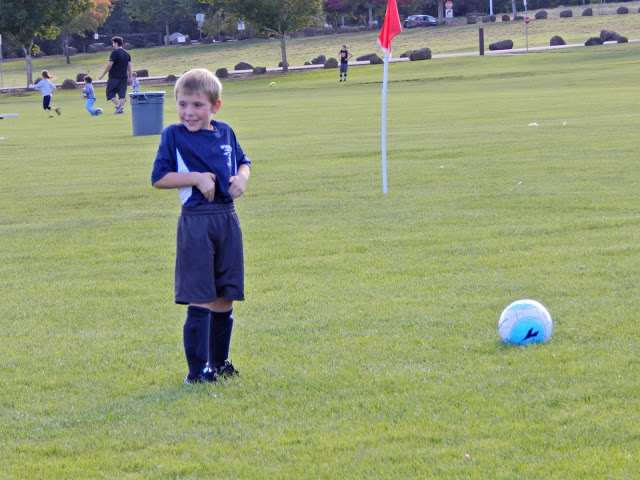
[128,91,166,97]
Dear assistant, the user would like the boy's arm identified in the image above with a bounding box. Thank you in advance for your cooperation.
[228,163,251,200]
[153,171,217,202]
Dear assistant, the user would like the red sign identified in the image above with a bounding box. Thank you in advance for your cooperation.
[525,16,530,24]
[445,1,453,8]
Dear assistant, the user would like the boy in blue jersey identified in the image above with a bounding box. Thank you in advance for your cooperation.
[151,68,251,384]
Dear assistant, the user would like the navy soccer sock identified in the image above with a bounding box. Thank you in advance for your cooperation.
[209,309,234,368]
[183,305,211,377]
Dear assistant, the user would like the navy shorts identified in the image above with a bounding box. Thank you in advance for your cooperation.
[106,77,128,100]
[340,63,348,73]
[174,203,245,305]
[43,95,51,111]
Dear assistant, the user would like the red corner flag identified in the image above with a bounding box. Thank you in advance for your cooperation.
[377,0,402,56]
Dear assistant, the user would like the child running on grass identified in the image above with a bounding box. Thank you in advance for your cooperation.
[28,70,61,118]
[81,75,103,116]
[151,68,251,384]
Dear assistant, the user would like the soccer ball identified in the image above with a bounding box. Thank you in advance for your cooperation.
[498,299,553,345]
[269,82,276,87]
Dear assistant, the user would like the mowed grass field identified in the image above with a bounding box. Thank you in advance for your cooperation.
[1,40,640,478]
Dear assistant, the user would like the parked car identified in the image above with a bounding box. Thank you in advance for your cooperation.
[403,15,438,28]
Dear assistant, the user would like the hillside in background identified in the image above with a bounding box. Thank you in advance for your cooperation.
[1,2,639,89]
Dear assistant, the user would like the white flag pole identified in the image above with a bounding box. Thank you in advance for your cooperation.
[381,50,390,195]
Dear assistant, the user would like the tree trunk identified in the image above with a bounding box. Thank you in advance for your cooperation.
[280,34,288,73]
[165,19,170,46]
[22,43,33,85]
[438,0,444,22]
[63,34,71,65]
[512,0,517,19]
[368,6,374,28]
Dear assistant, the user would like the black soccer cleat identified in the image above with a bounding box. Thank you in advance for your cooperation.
[184,366,218,385]
[213,360,239,378]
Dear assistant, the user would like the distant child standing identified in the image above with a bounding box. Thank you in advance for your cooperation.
[151,68,251,385]
[82,75,103,116]
[338,45,353,82]
[131,71,140,93]
[28,70,61,117]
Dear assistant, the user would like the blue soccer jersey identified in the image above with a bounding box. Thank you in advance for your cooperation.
[151,121,251,206]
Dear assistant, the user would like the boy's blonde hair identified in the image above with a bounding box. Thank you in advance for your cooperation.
[174,68,222,105]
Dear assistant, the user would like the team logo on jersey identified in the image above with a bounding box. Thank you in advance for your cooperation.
[221,145,233,174]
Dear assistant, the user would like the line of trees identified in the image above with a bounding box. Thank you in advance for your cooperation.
[0,0,632,83]
[324,0,630,26]
[0,0,108,83]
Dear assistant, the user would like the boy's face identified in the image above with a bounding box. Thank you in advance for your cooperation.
[176,90,221,132]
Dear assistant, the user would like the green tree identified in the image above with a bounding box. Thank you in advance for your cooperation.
[225,0,321,72]
[324,0,413,28]
[193,1,227,40]
[0,0,90,84]
[126,0,205,46]
[60,0,113,64]
[324,0,352,27]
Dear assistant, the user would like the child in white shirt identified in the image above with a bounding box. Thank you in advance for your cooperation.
[28,70,61,118]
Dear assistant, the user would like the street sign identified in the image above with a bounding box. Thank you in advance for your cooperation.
[525,16,530,24]
[446,9,453,18]
[445,1,453,8]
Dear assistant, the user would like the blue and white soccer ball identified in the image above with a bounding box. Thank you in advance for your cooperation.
[498,299,553,345]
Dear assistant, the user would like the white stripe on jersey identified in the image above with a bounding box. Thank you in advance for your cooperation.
[176,148,193,205]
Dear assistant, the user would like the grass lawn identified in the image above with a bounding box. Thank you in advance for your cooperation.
[1,38,639,478]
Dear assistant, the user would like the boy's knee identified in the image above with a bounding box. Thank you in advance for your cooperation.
[190,297,233,312]
[185,305,210,324]
[212,297,233,312]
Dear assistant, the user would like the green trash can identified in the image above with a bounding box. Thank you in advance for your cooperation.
[129,91,165,136]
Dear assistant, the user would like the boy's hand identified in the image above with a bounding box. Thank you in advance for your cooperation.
[228,173,248,199]
[195,172,216,201]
